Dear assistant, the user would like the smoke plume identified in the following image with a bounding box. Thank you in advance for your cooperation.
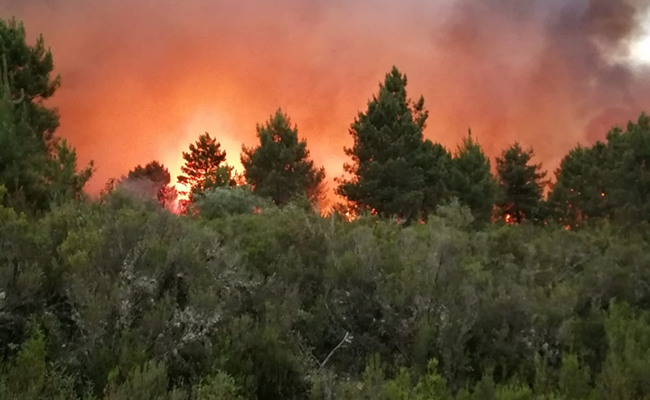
[2,0,649,197]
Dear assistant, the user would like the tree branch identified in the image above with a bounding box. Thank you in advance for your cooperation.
[317,331,353,373]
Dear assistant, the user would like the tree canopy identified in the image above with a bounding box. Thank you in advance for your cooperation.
[337,67,444,221]
[0,18,61,149]
[549,113,650,228]
[177,132,234,200]
[496,143,547,224]
[121,161,177,208]
[0,44,91,213]
[448,131,497,225]
[241,109,325,206]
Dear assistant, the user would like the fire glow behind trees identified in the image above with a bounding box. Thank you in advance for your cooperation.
[1,0,650,202]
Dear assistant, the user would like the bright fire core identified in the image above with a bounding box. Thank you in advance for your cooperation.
[1,0,650,202]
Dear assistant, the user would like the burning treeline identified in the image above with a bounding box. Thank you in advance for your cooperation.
[2,0,650,228]
[104,62,649,229]
[1,0,649,198]
[5,6,650,400]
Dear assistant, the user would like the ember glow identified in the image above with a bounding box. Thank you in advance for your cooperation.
[2,0,650,200]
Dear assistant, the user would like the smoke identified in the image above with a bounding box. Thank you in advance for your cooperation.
[2,0,649,196]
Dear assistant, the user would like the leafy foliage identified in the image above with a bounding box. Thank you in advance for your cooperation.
[192,185,270,219]
[4,193,650,399]
[5,17,650,400]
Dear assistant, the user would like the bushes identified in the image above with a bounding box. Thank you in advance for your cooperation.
[3,194,650,399]
[0,325,79,400]
[192,186,270,220]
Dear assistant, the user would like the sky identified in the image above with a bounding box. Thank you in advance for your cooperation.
[2,0,650,200]
[631,10,650,63]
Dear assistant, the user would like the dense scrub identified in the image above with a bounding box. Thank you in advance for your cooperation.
[2,189,650,399]
[3,15,650,400]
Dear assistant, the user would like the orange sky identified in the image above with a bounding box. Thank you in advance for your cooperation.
[2,0,650,200]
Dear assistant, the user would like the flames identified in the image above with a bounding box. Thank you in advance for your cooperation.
[3,0,648,201]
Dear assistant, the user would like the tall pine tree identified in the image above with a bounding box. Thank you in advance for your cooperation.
[496,143,547,224]
[449,131,497,225]
[0,52,91,212]
[177,132,234,200]
[241,109,325,206]
[0,18,61,151]
[337,67,448,221]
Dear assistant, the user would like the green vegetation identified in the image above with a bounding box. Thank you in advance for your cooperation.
[3,17,650,400]
[0,19,92,214]
[242,109,325,206]
[448,132,496,226]
[496,143,548,224]
[119,161,178,209]
[177,133,238,201]
[337,67,442,221]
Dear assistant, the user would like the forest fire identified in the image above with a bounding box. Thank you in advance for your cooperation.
[1,0,649,202]
[4,4,650,399]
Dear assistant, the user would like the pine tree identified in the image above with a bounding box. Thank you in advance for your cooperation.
[449,131,497,225]
[0,52,91,212]
[549,113,650,227]
[241,109,325,206]
[202,164,241,191]
[0,53,43,210]
[45,139,93,205]
[0,18,61,150]
[177,132,231,199]
[419,140,453,217]
[496,143,547,224]
[606,113,650,225]
[548,144,607,227]
[337,66,447,221]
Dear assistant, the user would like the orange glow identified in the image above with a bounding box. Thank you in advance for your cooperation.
[601,192,605,197]
[504,213,512,224]
[167,199,185,215]
[2,0,649,206]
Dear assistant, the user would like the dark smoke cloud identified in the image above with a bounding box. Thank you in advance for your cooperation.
[424,0,650,165]
[1,0,649,196]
